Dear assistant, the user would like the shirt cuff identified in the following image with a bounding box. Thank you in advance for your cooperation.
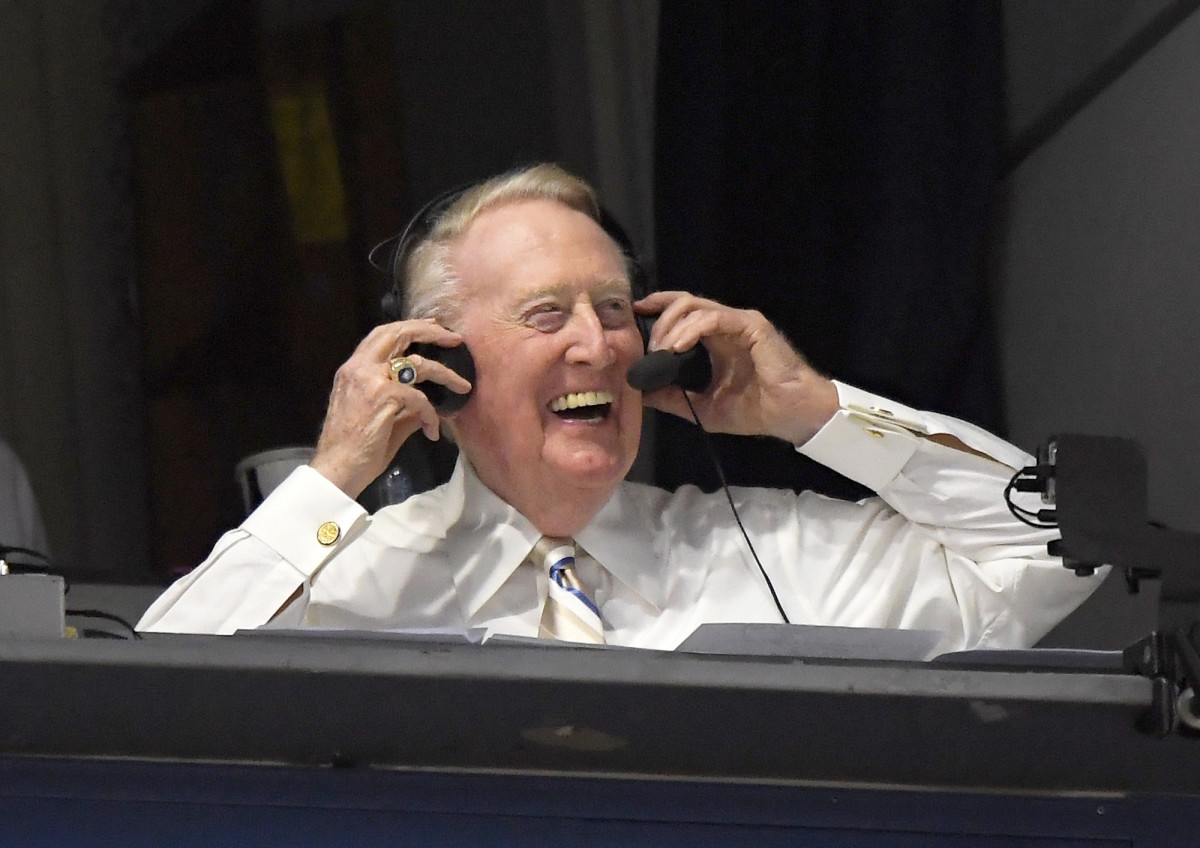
[798,382,1032,492]
[797,382,929,491]
[242,464,368,579]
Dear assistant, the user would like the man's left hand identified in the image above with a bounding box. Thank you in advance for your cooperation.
[634,292,839,446]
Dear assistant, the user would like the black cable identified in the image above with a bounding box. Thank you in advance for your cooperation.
[76,628,131,640]
[679,391,791,624]
[0,544,70,591]
[0,543,53,563]
[1003,468,1059,529]
[65,608,142,640]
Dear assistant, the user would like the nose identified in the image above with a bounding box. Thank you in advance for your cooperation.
[564,301,616,368]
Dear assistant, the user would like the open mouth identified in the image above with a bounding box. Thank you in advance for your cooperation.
[548,390,614,422]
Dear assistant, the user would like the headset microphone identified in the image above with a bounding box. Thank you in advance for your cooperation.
[626,345,712,393]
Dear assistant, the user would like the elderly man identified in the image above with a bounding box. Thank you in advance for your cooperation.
[138,163,1102,649]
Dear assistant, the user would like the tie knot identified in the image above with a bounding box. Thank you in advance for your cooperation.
[533,536,575,571]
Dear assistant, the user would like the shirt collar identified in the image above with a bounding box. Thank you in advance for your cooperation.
[576,482,664,611]
[443,458,539,621]
[443,456,664,620]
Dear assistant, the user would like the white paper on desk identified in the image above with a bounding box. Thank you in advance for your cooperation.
[236,625,488,645]
[676,623,944,662]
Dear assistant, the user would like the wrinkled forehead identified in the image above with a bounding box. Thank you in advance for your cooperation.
[450,199,631,302]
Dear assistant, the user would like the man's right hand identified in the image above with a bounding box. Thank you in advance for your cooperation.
[309,320,472,498]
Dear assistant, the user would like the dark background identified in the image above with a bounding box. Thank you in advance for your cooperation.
[653,1,1003,499]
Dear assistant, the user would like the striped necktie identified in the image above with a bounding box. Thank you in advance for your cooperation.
[534,537,604,644]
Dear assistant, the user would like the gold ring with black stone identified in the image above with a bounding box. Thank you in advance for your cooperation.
[388,356,417,384]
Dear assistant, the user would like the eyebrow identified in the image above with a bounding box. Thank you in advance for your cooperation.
[519,278,632,303]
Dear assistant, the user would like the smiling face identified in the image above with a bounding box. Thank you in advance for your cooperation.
[443,198,644,533]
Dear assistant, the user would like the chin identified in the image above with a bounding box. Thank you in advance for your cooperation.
[547,446,633,488]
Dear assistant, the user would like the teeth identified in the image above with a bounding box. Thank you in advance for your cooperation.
[549,390,614,412]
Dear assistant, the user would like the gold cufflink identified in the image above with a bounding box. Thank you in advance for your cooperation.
[316,521,341,545]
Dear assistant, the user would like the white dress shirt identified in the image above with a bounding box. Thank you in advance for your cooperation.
[137,383,1104,650]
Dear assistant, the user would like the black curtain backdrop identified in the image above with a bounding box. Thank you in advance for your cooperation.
[652,0,1005,499]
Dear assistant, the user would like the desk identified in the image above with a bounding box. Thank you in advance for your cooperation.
[1,633,1198,845]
